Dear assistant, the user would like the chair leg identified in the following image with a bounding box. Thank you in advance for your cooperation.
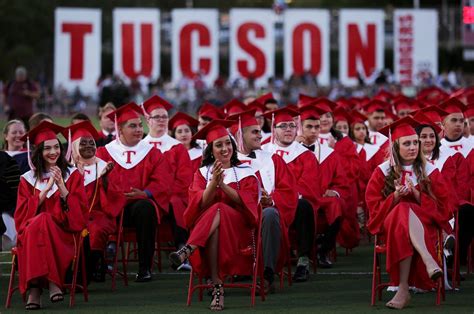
[186,269,194,306]
[80,244,89,302]
[69,247,79,307]
[370,250,377,306]
[121,240,129,286]
[5,254,17,309]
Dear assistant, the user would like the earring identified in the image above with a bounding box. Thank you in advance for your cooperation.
[210,154,215,160]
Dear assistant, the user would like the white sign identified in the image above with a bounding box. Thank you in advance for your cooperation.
[54,8,101,94]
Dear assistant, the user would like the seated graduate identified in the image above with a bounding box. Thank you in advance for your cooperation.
[15,121,87,310]
[169,120,259,311]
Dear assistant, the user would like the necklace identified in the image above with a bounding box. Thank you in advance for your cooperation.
[206,165,240,190]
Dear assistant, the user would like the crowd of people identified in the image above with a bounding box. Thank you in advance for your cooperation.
[1,79,474,311]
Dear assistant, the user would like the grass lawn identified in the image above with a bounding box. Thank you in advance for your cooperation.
[1,244,474,313]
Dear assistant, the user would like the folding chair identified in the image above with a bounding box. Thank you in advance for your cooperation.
[186,214,265,307]
[107,208,129,290]
[5,233,89,308]
[370,232,445,306]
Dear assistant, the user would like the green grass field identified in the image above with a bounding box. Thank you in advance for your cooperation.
[1,244,474,313]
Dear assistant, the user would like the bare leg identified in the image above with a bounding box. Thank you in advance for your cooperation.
[48,281,64,302]
[386,256,412,309]
[26,279,41,308]
[205,211,224,311]
[408,208,442,277]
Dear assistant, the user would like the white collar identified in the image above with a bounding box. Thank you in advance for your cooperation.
[378,161,436,186]
[22,167,77,198]
[105,140,153,169]
[144,133,181,153]
[188,147,203,160]
[82,158,108,186]
[440,136,473,157]
[262,141,308,164]
[199,164,256,186]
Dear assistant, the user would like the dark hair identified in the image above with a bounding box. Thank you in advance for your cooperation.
[330,127,344,141]
[28,112,53,130]
[71,113,90,123]
[415,124,440,160]
[171,126,199,149]
[31,139,71,180]
[201,136,239,167]
[200,116,213,123]
[349,122,371,144]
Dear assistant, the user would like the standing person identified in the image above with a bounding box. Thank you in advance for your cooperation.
[96,103,117,147]
[3,67,39,125]
[64,121,124,282]
[262,107,318,282]
[15,121,87,310]
[2,119,29,173]
[96,102,172,282]
[365,117,451,310]
[169,120,260,311]
[228,109,298,292]
[169,112,203,173]
[142,95,193,264]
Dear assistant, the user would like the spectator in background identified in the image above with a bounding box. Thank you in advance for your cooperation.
[96,103,117,147]
[3,67,40,126]
[2,120,29,174]
[28,112,53,130]
[71,113,90,125]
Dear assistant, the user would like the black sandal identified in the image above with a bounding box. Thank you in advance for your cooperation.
[169,244,193,269]
[210,283,224,311]
[50,291,64,303]
[25,284,42,310]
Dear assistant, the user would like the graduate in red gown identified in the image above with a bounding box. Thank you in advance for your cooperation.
[96,102,172,282]
[142,95,193,257]
[261,107,318,282]
[169,112,203,174]
[64,121,124,282]
[365,117,451,310]
[169,120,259,311]
[363,100,391,168]
[15,121,87,310]
[228,109,298,293]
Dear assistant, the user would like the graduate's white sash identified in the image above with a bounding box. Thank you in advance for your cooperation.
[262,141,308,164]
[199,164,257,187]
[144,133,181,153]
[82,158,108,187]
[369,130,388,148]
[22,167,77,198]
[378,161,436,187]
[440,137,473,158]
[238,150,276,193]
[188,147,203,161]
[105,140,153,170]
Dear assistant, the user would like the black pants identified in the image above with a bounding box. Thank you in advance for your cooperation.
[317,218,341,255]
[458,204,474,264]
[123,199,157,272]
[291,199,315,258]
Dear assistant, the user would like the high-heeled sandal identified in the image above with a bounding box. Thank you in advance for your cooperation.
[169,244,193,269]
[210,283,224,311]
[428,268,443,280]
[25,284,42,310]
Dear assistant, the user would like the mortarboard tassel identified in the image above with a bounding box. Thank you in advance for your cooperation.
[26,136,36,171]
[114,113,121,145]
[237,116,245,153]
[296,115,303,137]
[65,128,72,162]
[388,127,395,167]
[271,113,275,144]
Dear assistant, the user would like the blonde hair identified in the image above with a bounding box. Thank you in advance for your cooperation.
[98,102,117,119]
[3,119,26,150]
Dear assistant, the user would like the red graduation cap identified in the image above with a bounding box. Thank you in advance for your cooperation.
[247,99,267,114]
[348,110,368,126]
[63,120,100,142]
[168,112,199,130]
[107,102,143,124]
[299,106,321,121]
[374,89,393,102]
[143,95,173,114]
[417,86,449,102]
[464,104,474,118]
[439,97,466,115]
[415,105,448,124]
[363,100,388,114]
[384,109,398,122]
[298,94,319,106]
[198,102,224,120]
[222,99,247,116]
[311,98,337,114]
[379,116,420,142]
[336,98,354,110]
[192,119,234,144]
[393,99,413,113]
[21,121,65,171]
[263,107,300,125]
[226,109,259,151]
[412,111,442,134]
[256,92,276,104]
[333,107,351,123]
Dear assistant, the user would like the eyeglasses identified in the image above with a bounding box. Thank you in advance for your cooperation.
[275,123,297,130]
[150,115,168,121]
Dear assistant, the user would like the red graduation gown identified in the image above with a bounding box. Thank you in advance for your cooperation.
[15,168,87,293]
[184,165,259,278]
[188,147,203,174]
[83,159,125,251]
[365,162,451,290]
[145,134,193,229]
[96,140,172,223]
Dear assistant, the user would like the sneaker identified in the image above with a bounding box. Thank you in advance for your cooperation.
[135,269,152,282]
[177,259,192,271]
[444,234,455,251]
[317,253,333,269]
[293,265,309,282]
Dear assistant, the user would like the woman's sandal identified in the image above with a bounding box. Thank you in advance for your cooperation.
[210,283,224,311]
[169,244,193,269]
[25,284,42,310]
[428,268,443,281]
[50,291,64,303]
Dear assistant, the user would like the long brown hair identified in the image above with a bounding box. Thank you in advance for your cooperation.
[31,140,71,180]
[382,139,433,198]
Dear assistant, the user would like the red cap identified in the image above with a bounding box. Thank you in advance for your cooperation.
[198,102,224,120]
[413,111,442,134]
[348,110,368,125]
[333,107,351,123]
[299,106,321,121]
[393,99,413,113]
[143,95,173,114]
[247,99,267,114]
[336,98,354,110]
[168,112,199,130]
[415,105,448,124]
[62,120,100,142]
[222,99,247,116]
[311,98,336,114]
[256,92,276,104]
[107,102,143,124]
[192,120,234,143]
[363,100,388,114]
[227,109,259,129]
[464,104,474,118]
[21,121,64,146]
[263,107,299,124]
[379,116,420,142]
[439,98,467,115]
[374,89,393,102]
[298,94,319,106]
[384,109,398,122]
[417,86,449,102]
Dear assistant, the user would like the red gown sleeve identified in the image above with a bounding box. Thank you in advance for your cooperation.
[184,171,207,228]
[61,170,88,232]
[271,155,298,227]
[14,178,40,233]
[144,149,173,212]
